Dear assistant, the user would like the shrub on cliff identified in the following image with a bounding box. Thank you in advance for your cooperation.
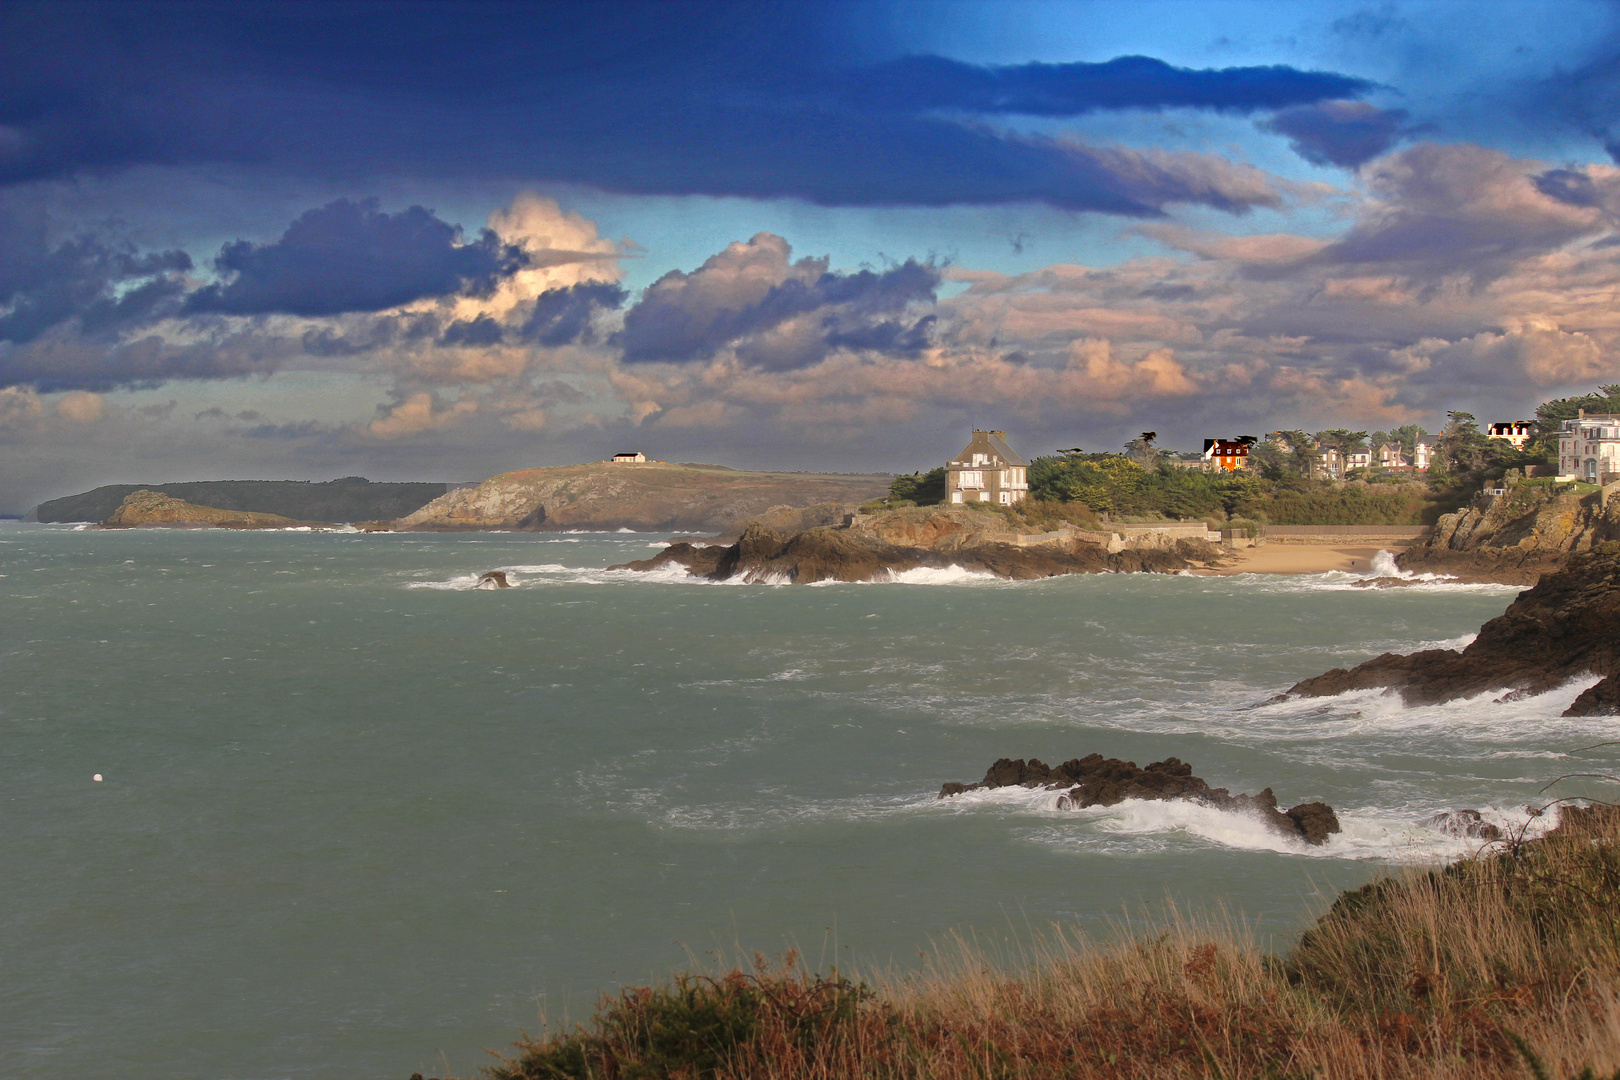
[478,808,1620,1080]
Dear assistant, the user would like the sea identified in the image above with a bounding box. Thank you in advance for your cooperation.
[3,522,1615,1080]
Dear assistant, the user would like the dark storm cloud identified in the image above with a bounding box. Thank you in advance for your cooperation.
[184,199,528,317]
[620,238,940,369]
[1534,168,1603,206]
[519,282,627,347]
[0,207,191,344]
[1260,101,1418,168]
[0,1,1367,212]
[845,55,1374,116]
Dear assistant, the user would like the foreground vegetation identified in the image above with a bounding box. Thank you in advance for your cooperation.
[468,807,1620,1080]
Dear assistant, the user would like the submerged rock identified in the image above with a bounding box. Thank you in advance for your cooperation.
[1286,545,1620,716]
[937,754,1341,846]
[476,571,511,589]
[1425,809,1503,841]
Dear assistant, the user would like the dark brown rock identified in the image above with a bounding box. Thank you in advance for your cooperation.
[937,753,1340,845]
[476,570,511,589]
[609,541,727,576]
[1424,809,1502,841]
[1287,545,1620,715]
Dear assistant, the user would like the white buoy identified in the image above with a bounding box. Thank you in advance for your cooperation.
[92,774,102,782]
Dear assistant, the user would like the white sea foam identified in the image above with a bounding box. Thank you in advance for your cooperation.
[1220,548,1521,596]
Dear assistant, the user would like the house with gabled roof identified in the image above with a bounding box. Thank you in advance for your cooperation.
[945,430,1029,506]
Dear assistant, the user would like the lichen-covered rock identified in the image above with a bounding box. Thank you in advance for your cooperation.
[937,754,1340,846]
[609,510,1219,584]
[1396,485,1620,585]
[1288,545,1620,715]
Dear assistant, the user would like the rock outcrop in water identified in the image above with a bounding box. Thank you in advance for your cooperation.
[99,490,324,529]
[477,571,511,589]
[1396,482,1620,585]
[1288,544,1620,715]
[938,754,1341,845]
[611,507,1221,583]
[392,462,888,533]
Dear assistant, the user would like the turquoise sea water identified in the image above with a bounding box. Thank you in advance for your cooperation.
[3,523,1615,1080]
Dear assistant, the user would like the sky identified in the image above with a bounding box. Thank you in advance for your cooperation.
[6,0,1620,511]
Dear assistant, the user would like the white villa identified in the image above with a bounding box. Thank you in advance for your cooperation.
[946,430,1030,505]
[610,451,647,463]
[1487,421,1535,448]
[1558,413,1620,483]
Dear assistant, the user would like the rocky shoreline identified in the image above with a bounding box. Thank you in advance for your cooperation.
[1395,480,1620,585]
[1288,544,1620,715]
[612,506,1224,583]
[937,754,1341,845]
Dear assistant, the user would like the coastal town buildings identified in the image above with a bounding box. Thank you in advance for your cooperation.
[1377,441,1408,469]
[1202,438,1252,471]
[946,430,1029,505]
[1558,413,1620,483]
[1488,421,1535,449]
[610,452,647,463]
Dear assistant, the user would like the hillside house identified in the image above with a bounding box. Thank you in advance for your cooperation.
[1558,413,1620,483]
[610,452,647,463]
[1413,441,1433,470]
[1487,421,1534,448]
[946,430,1029,505]
[1377,441,1409,469]
[1318,446,1343,479]
[1202,438,1251,471]
[1345,447,1372,471]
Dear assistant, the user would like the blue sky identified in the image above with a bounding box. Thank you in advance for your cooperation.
[4,0,1620,510]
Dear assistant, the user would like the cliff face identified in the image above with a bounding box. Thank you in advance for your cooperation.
[1396,484,1620,584]
[100,490,320,529]
[393,463,889,533]
[1288,544,1620,715]
[613,507,1220,583]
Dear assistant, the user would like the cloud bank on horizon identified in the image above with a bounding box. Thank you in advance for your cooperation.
[3,0,1620,509]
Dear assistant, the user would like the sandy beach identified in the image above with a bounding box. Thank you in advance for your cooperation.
[1198,543,1396,576]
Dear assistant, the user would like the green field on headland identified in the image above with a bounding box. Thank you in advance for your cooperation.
[470,809,1620,1080]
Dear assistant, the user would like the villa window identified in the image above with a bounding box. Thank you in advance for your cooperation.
[959,470,983,489]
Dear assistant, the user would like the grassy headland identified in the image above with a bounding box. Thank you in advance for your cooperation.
[470,807,1620,1080]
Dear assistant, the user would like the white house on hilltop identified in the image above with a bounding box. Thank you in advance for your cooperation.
[946,430,1029,505]
[610,451,647,463]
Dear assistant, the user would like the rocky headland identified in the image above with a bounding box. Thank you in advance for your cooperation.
[34,477,448,524]
[937,754,1341,845]
[610,505,1222,583]
[1396,480,1620,585]
[392,461,889,533]
[98,489,327,529]
[1288,544,1620,715]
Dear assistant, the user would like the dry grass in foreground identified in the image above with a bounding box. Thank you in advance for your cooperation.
[467,807,1620,1080]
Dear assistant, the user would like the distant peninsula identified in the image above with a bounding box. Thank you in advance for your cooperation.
[31,477,451,524]
[393,461,890,533]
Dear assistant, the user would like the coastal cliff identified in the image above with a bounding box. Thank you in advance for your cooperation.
[1289,544,1620,715]
[99,490,323,529]
[393,462,889,533]
[1396,481,1620,584]
[612,505,1220,582]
